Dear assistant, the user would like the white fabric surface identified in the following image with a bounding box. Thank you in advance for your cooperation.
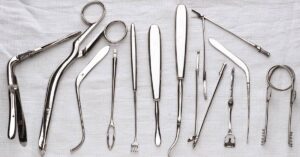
[0,0,300,157]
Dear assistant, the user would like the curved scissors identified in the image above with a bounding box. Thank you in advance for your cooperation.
[38,1,127,154]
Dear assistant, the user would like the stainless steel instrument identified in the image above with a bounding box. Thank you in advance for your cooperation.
[192,63,227,148]
[148,25,162,147]
[224,68,236,148]
[201,16,208,100]
[168,4,187,157]
[7,32,80,146]
[209,38,251,143]
[70,46,110,152]
[188,51,200,144]
[192,9,270,57]
[107,49,118,150]
[130,23,139,152]
[38,1,127,154]
[261,65,296,147]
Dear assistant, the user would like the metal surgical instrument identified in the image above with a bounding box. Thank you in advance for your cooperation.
[209,38,251,143]
[130,24,139,152]
[187,51,200,144]
[168,4,187,157]
[192,9,270,57]
[261,65,296,147]
[70,46,110,152]
[224,68,236,148]
[106,50,117,150]
[201,15,208,100]
[192,63,227,148]
[38,1,127,154]
[7,32,80,146]
[148,25,162,147]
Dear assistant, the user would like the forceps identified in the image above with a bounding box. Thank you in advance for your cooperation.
[261,65,296,147]
[38,1,127,154]
[192,10,270,57]
[7,32,80,145]
[209,38,251,143]
[70,46,110,152]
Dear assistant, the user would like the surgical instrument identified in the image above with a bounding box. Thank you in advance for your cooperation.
[168,4,187,157]
[187,51,200,144]
[261,65,296,147]
[148,25,162,147]
[130,24,139,152]
[107,50,117,150]
[224,68,236,148]
[38,1,127,154]
[201,15,208,100]
[192,9,270,57]
[192,63,227,148]
[70,46,110,152]
[7,32,80,146]
[106,21,127,151]
[209,38,251,143]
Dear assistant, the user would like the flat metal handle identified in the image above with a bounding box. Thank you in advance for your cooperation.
[175,5,188,79]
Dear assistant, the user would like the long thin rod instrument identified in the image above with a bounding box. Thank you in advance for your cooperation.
[188,51,200,143]
[192,9,270,57]
[193,63,227,148]
[130,23,139,152]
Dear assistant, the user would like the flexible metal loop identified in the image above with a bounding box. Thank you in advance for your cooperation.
[104,20,128,44]
[81,0,106,25]
[267,65,295,91]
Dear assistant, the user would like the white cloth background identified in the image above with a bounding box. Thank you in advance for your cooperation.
[0,0,300,156]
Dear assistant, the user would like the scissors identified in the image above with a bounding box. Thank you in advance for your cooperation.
[7,32,80,146]
[38,1,127,154]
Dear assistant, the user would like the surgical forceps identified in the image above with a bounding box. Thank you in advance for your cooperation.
[38,1,127,154]
[192,63,227,148]
[70,46,110,152]
[192,10,270,57]
[261,65,296,147]
[188,51,200,144]
[168,4,187,157]
[7,32,80,145]
[209,38,251,143]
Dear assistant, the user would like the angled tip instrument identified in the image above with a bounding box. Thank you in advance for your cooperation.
[7,31,80,146]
